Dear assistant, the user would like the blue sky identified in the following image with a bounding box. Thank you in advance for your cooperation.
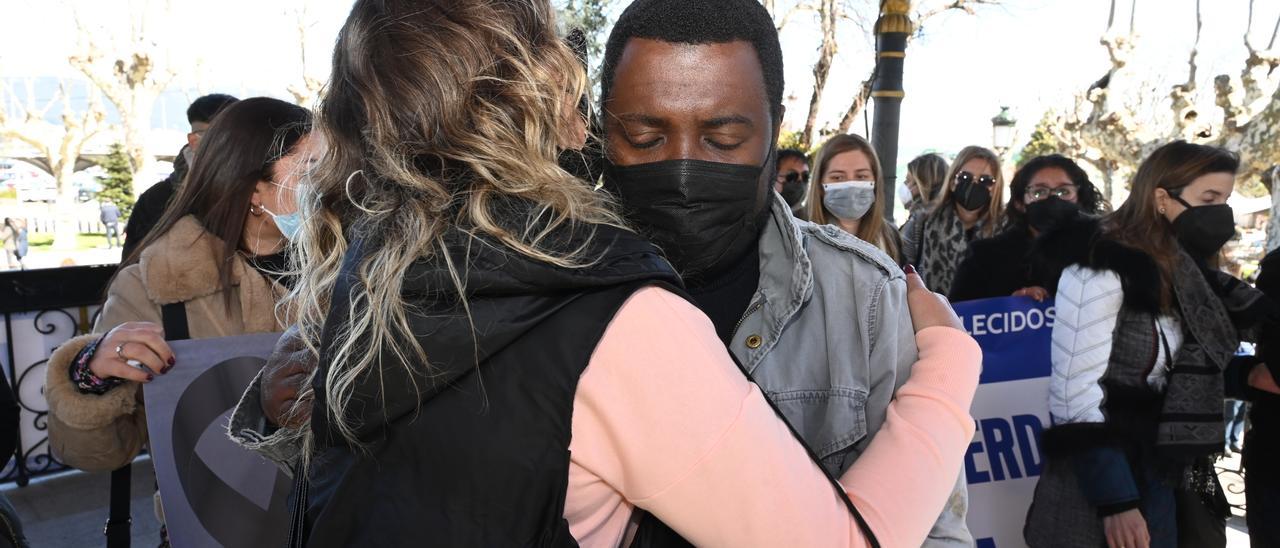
[1,0,1275,164]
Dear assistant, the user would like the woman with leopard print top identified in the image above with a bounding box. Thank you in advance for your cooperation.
[900,146,1004,296]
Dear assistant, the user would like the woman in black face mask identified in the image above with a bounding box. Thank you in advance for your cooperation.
[900,145,1005,296]
[1025,141,1274,548]
[949,154,1107,302]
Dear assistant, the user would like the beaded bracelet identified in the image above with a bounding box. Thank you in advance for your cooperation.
[70,337,125,395]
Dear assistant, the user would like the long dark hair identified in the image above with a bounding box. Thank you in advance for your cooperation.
[1105,141,1238,302]
[1006,154,1107,228]
[122,97,312,301]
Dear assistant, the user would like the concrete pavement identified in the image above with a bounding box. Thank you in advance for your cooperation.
[3,459,161,547]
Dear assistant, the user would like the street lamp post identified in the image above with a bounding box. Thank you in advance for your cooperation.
[991,106,1017,156]
[871,0,912,222]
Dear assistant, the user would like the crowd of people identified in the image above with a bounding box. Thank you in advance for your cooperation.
[8,0,1276,547]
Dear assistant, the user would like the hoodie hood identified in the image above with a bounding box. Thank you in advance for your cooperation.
[311,218,681,446]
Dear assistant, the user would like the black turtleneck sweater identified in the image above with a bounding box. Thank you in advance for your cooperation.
[686,244,761,345]
[245,251,295,289]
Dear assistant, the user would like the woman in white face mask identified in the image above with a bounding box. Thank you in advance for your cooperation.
[807,134,902,263]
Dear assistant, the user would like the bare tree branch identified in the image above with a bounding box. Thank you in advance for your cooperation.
[916,0,1001,23]
[1247,0,1256,46]
[1107,0,1117,32]
[68,6,175,173]
[287,2,326,107]
[1270,9,1280,50]
[776,2,817,31]
[1128,0,1137,35]
[835,70,876,135]
[800,0,838,148]
[0,79,107,247]
[825,0,1001,144]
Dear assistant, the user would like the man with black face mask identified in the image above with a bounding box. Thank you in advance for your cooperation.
[951,154,1108,302]
[599,1,972,545]
[775,148,810,216]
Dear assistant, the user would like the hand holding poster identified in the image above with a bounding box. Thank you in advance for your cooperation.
[953,296,1055,548]
[143,332,290,548]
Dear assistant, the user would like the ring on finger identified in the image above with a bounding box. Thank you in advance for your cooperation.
[114,342,146,371]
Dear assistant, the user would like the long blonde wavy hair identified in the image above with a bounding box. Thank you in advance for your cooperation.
[284,0,624,449]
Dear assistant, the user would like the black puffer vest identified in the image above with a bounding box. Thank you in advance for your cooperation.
[298,223,683,547]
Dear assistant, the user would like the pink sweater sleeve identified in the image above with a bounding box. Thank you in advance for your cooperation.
[565,287,981,547]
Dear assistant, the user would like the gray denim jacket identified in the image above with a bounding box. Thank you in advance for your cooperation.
[229,195,971,546]
[736,195,972,547]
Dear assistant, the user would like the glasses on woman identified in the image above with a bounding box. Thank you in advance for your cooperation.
[955,171,995,188]
[1027,185,1077,202]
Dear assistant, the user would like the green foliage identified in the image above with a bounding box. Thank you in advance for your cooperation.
[27,232,109,250]
[1016,113,1065,167]
[96,143,135,220]
[777,130,811,155]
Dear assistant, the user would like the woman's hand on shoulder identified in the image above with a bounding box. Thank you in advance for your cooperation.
[260,325,317,429]
[904,265,963,333]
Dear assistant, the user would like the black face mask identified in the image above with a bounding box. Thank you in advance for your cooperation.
[779,177,807,209]
[954,178,992,212]
[776,170,808,209]
[1025,197,1079,233]
[603,158,770,281]
[1171,195,1236,260]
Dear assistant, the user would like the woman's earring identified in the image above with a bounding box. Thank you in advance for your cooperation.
[249,204,264,216]
[1158,207,1166,214]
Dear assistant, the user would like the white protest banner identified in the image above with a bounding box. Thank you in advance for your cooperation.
[953,296,1055,548]
[143,332,290,548]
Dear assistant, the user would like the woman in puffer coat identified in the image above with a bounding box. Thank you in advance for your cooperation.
[1025,141,1280,548]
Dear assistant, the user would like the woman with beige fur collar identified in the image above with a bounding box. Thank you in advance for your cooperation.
[44,97,313,484]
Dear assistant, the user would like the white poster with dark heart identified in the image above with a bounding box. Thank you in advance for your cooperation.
[143,332,289,548]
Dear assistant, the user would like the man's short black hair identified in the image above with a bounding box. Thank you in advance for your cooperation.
[601,0,785,121]
[186,94,239,125]
[777,148,807,165]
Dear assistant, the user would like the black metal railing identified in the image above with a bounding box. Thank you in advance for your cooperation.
[0,265,114,486]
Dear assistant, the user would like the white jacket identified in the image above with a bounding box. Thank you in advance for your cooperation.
[1049,265,1182,426]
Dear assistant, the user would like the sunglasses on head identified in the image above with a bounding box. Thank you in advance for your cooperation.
[955,171,996,188]
[784,170,809,184]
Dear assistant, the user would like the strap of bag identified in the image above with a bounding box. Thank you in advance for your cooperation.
[161,302,190,342]
[286,464,310,548]
[104,466,131,548]
[105,302,189,547]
